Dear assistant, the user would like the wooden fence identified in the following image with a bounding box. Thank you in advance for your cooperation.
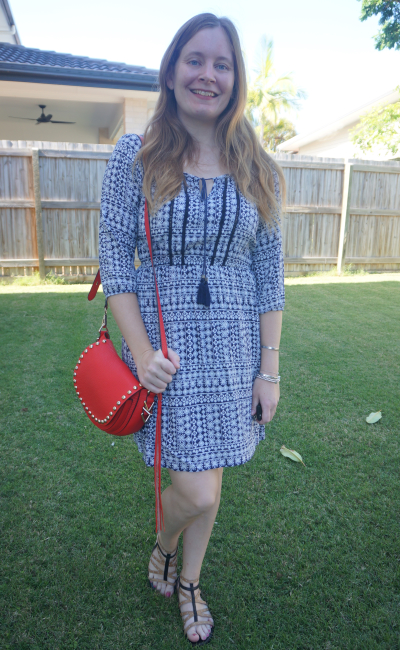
[1,140,400,278]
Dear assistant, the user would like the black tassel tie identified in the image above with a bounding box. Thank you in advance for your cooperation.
[197,178,212,307]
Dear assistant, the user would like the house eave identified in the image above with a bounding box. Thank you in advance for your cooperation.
[0,0,21,45]
[278,88,400,152]
[0,61,159,91]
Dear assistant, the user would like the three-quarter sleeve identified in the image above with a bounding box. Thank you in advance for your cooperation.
[250,168,285,313]
[99,133,142,298]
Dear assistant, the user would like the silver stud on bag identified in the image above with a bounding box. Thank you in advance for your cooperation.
[82,402,85,406]
[80,355,83,359]
[78,360,81,364]
[122,395,126,399]
[113,406,116,411]
[85,407,89,410]
[133,386,137,390]
[127,390,132,394]
[73,379,76,383]
[117,401,120,405]
[85,350,88,353]
[80,398,83,401]
[96,342,100,346]
[89,411,91,414]
[75,365,78,370]
[90,345,93,349]
[102,339,106,343]
[107,416,110,420]
[109,411,112,416]
[73,373,76,376]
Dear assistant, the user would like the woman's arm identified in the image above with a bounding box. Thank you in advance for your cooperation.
[108,292,180,394]
[251,310,282,424]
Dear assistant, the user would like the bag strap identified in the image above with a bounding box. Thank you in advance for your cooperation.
[87,137,167,359]
[88,134,166,532]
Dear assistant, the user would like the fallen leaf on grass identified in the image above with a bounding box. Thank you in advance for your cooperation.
[366,411,382,424]
[280,445,306,466]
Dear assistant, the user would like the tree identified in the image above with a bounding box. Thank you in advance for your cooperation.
[358,0,400,50]
[350,87,400,157]
[259,117,297,153]
[355,3,400,157]
[246,36,306,150]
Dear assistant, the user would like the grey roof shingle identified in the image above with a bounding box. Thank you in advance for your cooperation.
[0,43,158,76]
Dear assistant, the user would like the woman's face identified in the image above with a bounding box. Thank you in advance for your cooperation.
[167,27,235,128]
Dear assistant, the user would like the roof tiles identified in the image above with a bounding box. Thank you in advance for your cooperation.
[0,43,158,76]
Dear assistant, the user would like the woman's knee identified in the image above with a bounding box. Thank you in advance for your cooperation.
[171,469,221,517]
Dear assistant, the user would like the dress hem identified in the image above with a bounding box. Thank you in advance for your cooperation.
[137,437,265,472]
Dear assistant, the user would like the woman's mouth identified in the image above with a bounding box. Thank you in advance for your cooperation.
[190,90,218,97]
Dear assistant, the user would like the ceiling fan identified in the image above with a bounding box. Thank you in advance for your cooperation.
[9,105,76,125]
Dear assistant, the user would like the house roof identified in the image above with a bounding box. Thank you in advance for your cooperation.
[277,88,400,152]
[0,43,159,90]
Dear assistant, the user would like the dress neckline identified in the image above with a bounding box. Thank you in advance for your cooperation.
[183,171,230,181]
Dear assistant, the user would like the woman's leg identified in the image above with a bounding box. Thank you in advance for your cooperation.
[148,467,223,641]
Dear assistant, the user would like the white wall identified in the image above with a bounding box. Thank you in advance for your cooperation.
[0,3,18,44]
[295,123,395,161]
[0,118,100,143]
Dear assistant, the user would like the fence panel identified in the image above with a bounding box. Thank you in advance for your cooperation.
[0,142,399,278]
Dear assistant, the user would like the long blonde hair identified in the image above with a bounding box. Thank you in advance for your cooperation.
[137,13,286,227]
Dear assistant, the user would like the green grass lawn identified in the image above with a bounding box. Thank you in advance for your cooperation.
[1,277,399,650]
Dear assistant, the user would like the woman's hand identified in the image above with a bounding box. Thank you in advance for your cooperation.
[136,347,180,394]
[251,378,280,425]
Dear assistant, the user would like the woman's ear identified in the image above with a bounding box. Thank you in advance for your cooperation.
[166,68,174,90]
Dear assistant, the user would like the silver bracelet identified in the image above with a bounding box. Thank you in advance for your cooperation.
[261,345,279,351]
[256,372,280,383]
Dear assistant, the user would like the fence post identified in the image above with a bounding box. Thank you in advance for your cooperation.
[31,148,46,279]
[337,161,353,274]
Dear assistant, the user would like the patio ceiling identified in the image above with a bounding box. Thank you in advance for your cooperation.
[0,80,157,143]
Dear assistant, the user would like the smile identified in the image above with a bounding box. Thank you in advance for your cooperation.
[190,90,218,97]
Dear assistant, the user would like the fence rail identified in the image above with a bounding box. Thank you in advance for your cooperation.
[1,141,399,278]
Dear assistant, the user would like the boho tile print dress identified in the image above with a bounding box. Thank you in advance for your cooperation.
[99,133,285,472]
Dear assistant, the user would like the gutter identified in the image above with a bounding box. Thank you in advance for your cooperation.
[0,61,159,91]
[0,0,21,45]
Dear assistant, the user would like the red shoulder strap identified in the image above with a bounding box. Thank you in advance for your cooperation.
[88,134,167,358]
[88,270,101,301]
[89,135,167,532]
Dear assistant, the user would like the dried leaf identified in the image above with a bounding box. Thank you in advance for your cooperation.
[366,410,382,424]
[280,445,306,466]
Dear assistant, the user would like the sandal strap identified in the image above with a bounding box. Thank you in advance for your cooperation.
[149,537,178,585]
[177,576,213,635]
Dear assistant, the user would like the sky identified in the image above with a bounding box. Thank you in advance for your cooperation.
[9,0,400,136]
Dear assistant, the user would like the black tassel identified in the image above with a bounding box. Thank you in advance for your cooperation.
[197,275,211,307]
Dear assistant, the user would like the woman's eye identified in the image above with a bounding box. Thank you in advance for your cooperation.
[188,60,200,66]
[216,64,228,71]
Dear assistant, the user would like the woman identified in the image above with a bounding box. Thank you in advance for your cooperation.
[99,13,285,646]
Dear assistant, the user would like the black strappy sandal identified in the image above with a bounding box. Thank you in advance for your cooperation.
[148,535,178,597]
[176,575,214,646]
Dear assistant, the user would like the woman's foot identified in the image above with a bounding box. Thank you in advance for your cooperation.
[148,534,178,597]
[177,575,214,644]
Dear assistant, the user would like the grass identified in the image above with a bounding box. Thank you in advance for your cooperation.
[1,277,399,649]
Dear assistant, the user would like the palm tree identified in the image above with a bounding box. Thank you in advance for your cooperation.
[246,36,306,147]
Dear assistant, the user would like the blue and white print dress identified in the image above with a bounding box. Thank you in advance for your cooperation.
[99,133,285,472]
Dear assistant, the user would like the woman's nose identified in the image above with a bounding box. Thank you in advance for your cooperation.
[199,63,216,83]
